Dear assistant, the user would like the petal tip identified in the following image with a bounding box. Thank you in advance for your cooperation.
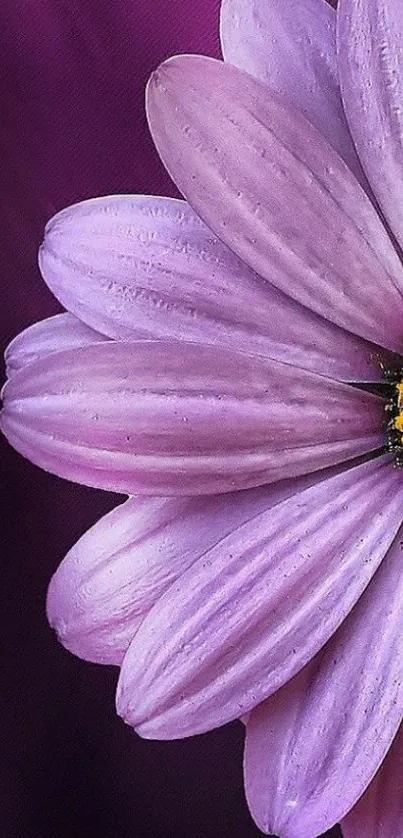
[46,573,67,636]
[147,55,184,92]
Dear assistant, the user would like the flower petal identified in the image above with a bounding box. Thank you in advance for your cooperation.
[244,527,403,837]
[337,0,403,250]
[341,725,403,838]
[47,468,339,665]
[220,0,366,183]
[146,55,403,354]
[4,313,107,377]
[116,455,403,738]
[0,341,384,496]
[38,194,390,382]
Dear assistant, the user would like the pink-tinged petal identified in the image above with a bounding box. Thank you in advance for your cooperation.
[116,455,403,738]
[146,55,403,354]
[338,0,403,250]
[342,725,403,838]
[220,0,366,184]
[47,467,341,665]
[244,527,403,837]
[39,194,391,382]
[0,341,384,496]
[4,313,107,377]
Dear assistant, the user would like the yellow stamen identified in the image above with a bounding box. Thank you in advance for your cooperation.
[385,375,403,461]
[393,383,403,443]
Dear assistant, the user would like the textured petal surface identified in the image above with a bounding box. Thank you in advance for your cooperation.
[4,313,106,377]
[338,0,403,250]
[220,0,365,183]
[39,194,390,382]
[146,55,403,353]
[244,527,403,837]
[342,725,403,838]
[0,0,243,833]
[116,456,403,738]
[47,468,339,665]
[0,340,384,495]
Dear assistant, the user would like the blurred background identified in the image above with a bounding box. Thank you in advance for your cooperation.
[0,0,340,835]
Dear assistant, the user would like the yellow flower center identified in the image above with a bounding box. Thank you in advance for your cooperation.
[394,383,403,441]
[385,375,403,464]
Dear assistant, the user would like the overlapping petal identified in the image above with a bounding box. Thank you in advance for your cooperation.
[47,468,341,665]
[220,0,366,183]
[146,55,403,353]
[0,340,384,496]
[337,0,403,250]
[38,194,391,381]
[4,313,107,376]
[244,527,403,837]
[116,456,403,739]
[342,726,403,837]
[4,6,403,836]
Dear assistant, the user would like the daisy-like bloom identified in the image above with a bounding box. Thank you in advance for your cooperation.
[3,0,403,834]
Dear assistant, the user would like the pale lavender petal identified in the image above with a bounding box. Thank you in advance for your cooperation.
[342,726,403,838]
[47,467,339,665]
[0,341,384,496]
[116,455,403,738]
[244,527,403,837]
[146,55,403,353]
[4,313,107,377]
[220,0,366,183]
[38,194,391,382]
[338,0,403,250]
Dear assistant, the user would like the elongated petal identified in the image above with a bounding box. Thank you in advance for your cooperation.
[146,55,403,353]
[338,0,403,250]
[0,341,384,495]
[39,195,390,382]
[116,456,403,738]
[47,468,338,665]
[220,0,366,183]
[5,313,107,377]
[244,527,403,837]
[342,726,403,837]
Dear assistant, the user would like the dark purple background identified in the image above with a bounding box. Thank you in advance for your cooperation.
[0,1,340,836]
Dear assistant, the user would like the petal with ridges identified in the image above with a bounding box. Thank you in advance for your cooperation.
[0,341,384,496]
[146,55,403,353]
[5,313,107,377]
[342,725,403,838]
[244,527,403,837]
[47,467,342,665]
[338,0,403,250]
[220,0,366,184]
[38,195,391,382]
[116,456,403,738]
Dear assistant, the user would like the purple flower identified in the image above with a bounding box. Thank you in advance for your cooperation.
[2,0,403,834]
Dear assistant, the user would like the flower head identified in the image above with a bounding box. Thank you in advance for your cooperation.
[3,0,403,835]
